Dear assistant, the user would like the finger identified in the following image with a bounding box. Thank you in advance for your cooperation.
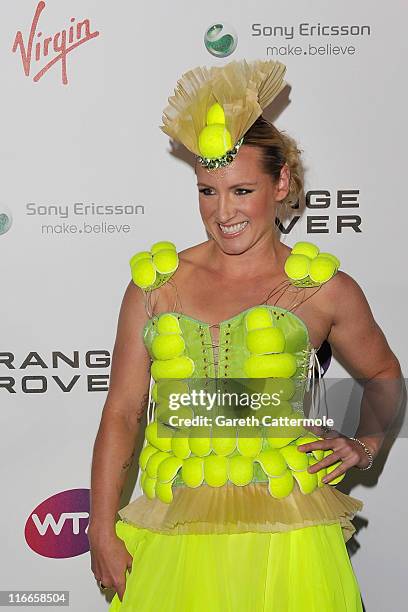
[297,438,335,452]
[115,581,126,602]
[307,451,342,473]
[321,460,352,484]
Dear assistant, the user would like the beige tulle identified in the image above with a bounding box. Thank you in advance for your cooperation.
[118,482,363,543]
[161,60,287,155]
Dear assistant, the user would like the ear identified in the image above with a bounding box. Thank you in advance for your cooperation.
[274,163,290,202]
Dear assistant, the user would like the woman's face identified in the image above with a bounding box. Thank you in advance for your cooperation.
[196,145,289,254]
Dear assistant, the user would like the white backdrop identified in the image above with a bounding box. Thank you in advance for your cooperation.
[1,1,407,610]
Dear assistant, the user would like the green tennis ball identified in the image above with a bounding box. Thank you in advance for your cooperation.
[245,307,273,331]
[151,333,185,360]
[309,256,337,284]
[138,444,159,470]
[145,421,173,451]
[131,259,156,288]
[203,454,228,487]
[308,456,327,487]
[278,445,309,471]
[206,103,226,125]
[291,241,319,259]
[150,241,176,254]
[181,456,204,488]
[188,433,212,457]
[129,251,152,267]
[157,456,183,483]
[198,124,232,159]
[326,460,345,485]
[171,436,191,459]
[263,378,296,400]
[246,327,285,354]
[244,353,297,378]
[155,480,173,503]
[157,313,181,334]
[256,449,287,477]
[151,356,195,380]
[211,436,236,456]
[237,436,262,458]
[293,468,318,494]
[268,470,294,498]
[152,249,178,274]
[155,379,189,403]
[319,252,340,270]
[284,253,311,280]
[267,436,298,449]
[146,450,169,478]
[142,475,157,499]
[228,455,254,486]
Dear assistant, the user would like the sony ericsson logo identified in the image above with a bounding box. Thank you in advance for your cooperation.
[204,23,238,57]
[0,203,13,236]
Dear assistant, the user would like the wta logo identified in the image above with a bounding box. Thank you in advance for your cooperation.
[204,23,238,57]
[25,489,90,558]
[12,1,100,85]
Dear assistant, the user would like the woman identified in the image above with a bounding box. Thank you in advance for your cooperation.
[88,60,401,611]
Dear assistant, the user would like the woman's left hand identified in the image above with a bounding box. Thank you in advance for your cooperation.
[296,428,372,483]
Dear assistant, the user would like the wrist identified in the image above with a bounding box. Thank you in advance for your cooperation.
[349,436,375,470]
[88,519,118,542]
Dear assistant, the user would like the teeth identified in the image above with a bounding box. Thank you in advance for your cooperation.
[219,221,248,234]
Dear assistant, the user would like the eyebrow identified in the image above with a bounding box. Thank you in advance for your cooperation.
[197,182,258,188]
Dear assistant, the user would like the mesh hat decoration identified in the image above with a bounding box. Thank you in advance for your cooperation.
[161,59,287,169]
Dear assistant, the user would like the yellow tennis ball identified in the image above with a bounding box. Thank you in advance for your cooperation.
[319,252,340,270]
[206,103,226,125]
[263,378,296,400]
[151,355,195,380]
[157,456,183,483]
[228,455,254,486]
[278,445,309,471]
[145,421,173,451]
[284,253,311,280]
[268,470,294,498]
[245,307,273,331]
[171,436,191,459]
[151,333,185,360]
[256,449,287,477]
[237,436,262,458]
[267,436,298,449]
[308,255,337,284]
[198,124,232,159]
[155,480,173,503]
[203,454,228,487]
[150,241,176,254]
[155,379,189,403]
[142,475,157,499]
[131,259,156,288]
[181,456,204,487]
[129,251,152,267]
[188,431,212,457]
[145,450,170,478]
[326,460,346,485]
[211,436,236,456]
[157,313,181,334]
[291,241,320,259]
[244,353,297,378]
[246,327,285,354]
[308,456,327,487]
[152,249,178,274]
[293,468,318,494]
[138,444,159,470]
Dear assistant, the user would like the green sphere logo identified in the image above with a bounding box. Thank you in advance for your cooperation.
[0,204,12,235]
[204,23,238,58]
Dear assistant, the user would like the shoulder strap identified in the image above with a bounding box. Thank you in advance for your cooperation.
[284,240,340,287]
[129,240,179,291]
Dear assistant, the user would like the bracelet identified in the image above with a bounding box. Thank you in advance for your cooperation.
[349,437,374,471]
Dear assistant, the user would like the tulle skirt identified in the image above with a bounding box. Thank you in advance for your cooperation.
[108,483,363,612]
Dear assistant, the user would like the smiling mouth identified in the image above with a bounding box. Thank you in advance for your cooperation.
[218,221,248,236]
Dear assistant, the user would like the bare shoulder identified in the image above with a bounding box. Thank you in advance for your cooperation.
[317,269,372,319]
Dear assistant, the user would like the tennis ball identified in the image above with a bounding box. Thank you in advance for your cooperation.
[204,454,228,487]
[198,124,232,159]
[142,475,157,499]
[152,249,178,275]
[206,102,226,125]
[245,307,273,331]
[188,434,212,457]
[138,444,159,470]
[256,449,287,477]
[246,327,285,354]
[181,456,204,488]
[129,251,152,267]
[211,436,236,456]
[293,468,318,494]
[151,355,195,380]
[284,254,311,280]
[308,456,327,487]
[326,460,346,485]
[263,378,296,400]
[151,333,185,360]
[318,252,340,270]
[291,241,319,259]
[145,421,173,452]
[244,353,297,378]
[228,455,254,486]
[131,259,156,288]
[145,450,169,478]
[278,444,310,471]
[155,480,173,503]
[157,456,183,483]
[157,313,181,334]
[309,256,337,284]
[171,437,191,459]
[150,241,176,254]
[268,470,294,498]
[155,379,189,403]
[237,436,262,458]
[267,436,298,449]
[295,435,324,460]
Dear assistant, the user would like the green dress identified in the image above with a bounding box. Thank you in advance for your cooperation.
[108,240,364,612]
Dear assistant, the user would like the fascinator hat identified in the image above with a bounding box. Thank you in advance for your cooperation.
[161,59,287,169]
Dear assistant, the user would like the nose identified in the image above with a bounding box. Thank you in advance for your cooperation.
[216,193,236,223]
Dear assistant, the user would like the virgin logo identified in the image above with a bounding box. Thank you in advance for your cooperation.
[12,1,100,85]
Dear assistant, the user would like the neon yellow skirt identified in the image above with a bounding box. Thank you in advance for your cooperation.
[108,519,363,611]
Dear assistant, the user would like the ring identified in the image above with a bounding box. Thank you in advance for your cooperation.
[97,579,108,592]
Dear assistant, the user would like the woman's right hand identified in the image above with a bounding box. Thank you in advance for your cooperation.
[89,529,133,602]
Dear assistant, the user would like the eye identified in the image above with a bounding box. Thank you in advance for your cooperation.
[198,187,215,196]
[235,188,253,195]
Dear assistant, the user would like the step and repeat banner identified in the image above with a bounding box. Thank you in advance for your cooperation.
[1,1,406,610]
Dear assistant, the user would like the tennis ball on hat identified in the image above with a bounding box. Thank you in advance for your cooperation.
[279,444,309,471]
[188,433,212,457]
[155,480,173,503]
[245,307,273,331]
[293,468,318,494]
[318,252,340,270]
[246,327,285,354]
[308,456,327,487]
[145,450,170,479]
[157,456,183,483]
[206,103,226,125]
[152,249,178,274]
[151,355,195,380]
[256,449,287,477]
[244,353,297,378]
[129,251,152,267]
[151,333,185,360]
[131,259,156,288]
[171,436,191,459]
[198,124,232,159]
[284,254,311,280]
[237,436,262,458]
[211,435,236,456]
[157,313,181,334]
[204,454,228,487]
[268,469,294,498]
[291,241,320,259]
[309,255,337,284]
[150,241,176,254]
[145,421,173,451]
[228,455,254,486]
[181,456,204,488]
[138,444,159,471]
[142,475,157,499]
